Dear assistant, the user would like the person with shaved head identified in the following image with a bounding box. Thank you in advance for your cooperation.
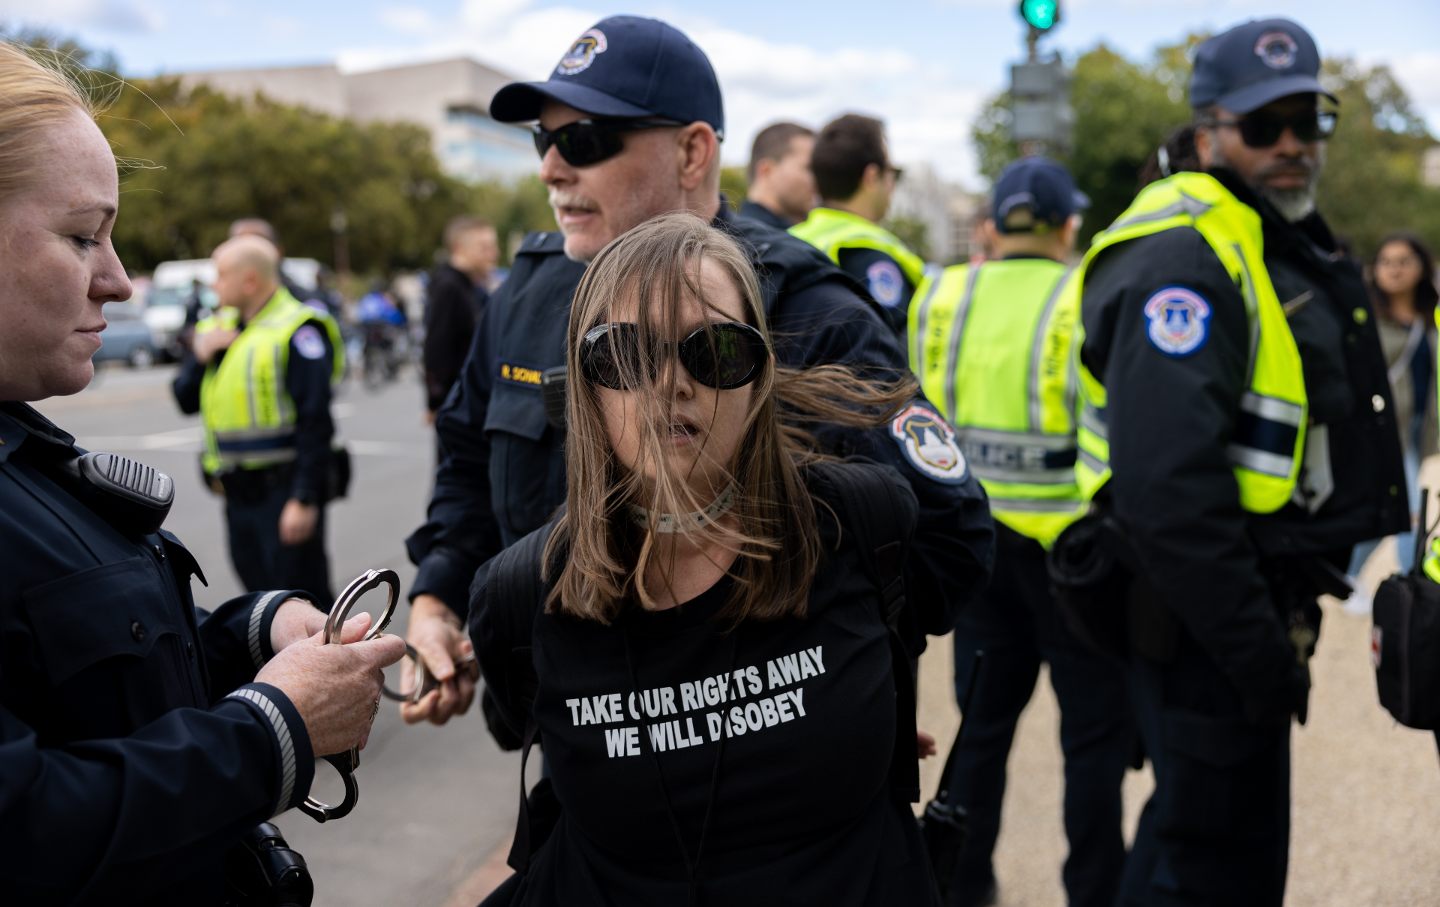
[172,233,346,607]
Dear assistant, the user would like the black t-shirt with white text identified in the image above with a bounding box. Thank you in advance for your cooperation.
[473,463,939,906]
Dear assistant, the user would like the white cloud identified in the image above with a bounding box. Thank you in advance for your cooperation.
[1387,51,1440,133]
[0,0,164,32]
[342,1,989,184]
[378,6,437,35]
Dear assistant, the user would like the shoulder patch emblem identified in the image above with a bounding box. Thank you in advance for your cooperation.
[293,324,327,361]
[1143,286,1211,357]
[866,259,905,308]
[890,403,968,484]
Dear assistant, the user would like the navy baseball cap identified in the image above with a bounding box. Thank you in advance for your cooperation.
[992,157,1089,234]
[489,16,724,138]
[1190,18,1337,114]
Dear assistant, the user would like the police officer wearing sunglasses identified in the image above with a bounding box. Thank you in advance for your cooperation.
[1066,17,1405,904]
[400,15,994,730]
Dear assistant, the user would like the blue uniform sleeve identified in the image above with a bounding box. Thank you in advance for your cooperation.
[284,323,335,504]
[406,289,505,616]
[1082,228,1295,720]
[194,584,326,698]
[0,679,314,902]
[171,348,204,415]
[773,278,995,649]
[836,247,916,335]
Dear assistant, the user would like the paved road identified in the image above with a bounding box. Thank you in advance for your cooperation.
[41,363,517,907]
[42,363,1440,905]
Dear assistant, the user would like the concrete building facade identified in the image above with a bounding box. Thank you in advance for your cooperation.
[178,57,534,183]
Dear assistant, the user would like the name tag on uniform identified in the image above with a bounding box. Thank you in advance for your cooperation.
[498,362,545,387]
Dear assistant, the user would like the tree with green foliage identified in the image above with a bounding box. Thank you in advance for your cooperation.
[973,37,1440,257]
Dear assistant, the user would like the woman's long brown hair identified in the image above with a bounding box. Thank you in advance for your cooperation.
[545,211,915,624]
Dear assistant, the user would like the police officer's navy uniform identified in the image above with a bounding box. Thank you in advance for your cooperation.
[736,198,794,232]
[0,402,318,904]
[407,203,994,652]
[911,244,1132,906]
[791,205,926,335]
[1076,166,1405,903]
[174,287,343,607]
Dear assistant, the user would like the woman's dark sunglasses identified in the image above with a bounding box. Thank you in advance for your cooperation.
[1206,110,1338,148]
[580,322,768,391]
[532,118,685,167]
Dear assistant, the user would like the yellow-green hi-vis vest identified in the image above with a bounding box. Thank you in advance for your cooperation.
[197,288,344,476]
[790,207,927,289]
[1074,171,1308,514]
[909,258,1084,547]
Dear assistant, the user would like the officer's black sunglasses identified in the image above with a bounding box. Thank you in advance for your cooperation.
[532,118,686,167]
[1205,109,1338,148]
[579,322,769,391]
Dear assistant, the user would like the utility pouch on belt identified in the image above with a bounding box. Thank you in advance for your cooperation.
[1048,510,1176,663]
[221,822,313,907]
[1373,489,1440,730]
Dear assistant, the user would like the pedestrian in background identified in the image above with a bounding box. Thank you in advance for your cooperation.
[423,215,498,420]
[1344,231,1438,609]
[0,41,402,903]
[173,235,345,608]
[1069,17,1406,904]
[400,15,992,729]
[739,120,816,229]
[911,158,1133,907]
[474,212,942,906]
[791,113,926,335]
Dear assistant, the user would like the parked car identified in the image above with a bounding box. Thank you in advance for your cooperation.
[94,302,158,368]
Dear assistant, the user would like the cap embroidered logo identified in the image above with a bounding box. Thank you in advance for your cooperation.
[1253,31,1299,71]
[557,28,608,75]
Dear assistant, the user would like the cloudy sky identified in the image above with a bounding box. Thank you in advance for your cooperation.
[4,0,1438,187]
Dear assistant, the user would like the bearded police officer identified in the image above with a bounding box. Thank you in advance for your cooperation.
[401,15,994,728]
[1070,18,1405,904]
[791,114,926,336]
[912,157,1133,907]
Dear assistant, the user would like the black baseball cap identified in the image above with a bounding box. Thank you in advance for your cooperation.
[488,15,725,138]
[991,157,1089,234]
[1190,18,1337,114]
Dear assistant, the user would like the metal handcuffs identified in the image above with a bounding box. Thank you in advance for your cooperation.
[381,645,478,706]
[298,568,399,823]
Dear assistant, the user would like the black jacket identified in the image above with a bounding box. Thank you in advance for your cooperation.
[405,202,994,651]
[1079,167,1406,717]
[0,403,316,905]
[423,263,489,413]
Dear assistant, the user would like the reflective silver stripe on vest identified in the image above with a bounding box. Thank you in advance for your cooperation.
[1027,269,1073,432]
[943,265,984,423]
[958,426,1077,484]
[1079,404,1108,440]
[1078,448,1107,474]
[1110,193,1213,231]
[245,345,259,427]
[911,269,948,371]
[1225,444,1293,478]
[987,496,1084,513]
[1231,242,1263,385]
[1240,391,1303,427]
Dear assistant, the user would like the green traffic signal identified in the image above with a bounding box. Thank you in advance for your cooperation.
[1019,0,1060,31]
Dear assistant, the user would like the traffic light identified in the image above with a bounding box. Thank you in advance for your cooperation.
[1018,0,1060,33]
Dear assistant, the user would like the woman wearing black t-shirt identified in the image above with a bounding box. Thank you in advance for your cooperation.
[473,212,942,906]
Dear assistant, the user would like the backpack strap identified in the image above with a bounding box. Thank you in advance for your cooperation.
[476,522,560,874]
[807,460,921,802]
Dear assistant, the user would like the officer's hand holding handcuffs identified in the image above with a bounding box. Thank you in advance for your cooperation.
[397,594,479,726]
[253,570,408,821]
